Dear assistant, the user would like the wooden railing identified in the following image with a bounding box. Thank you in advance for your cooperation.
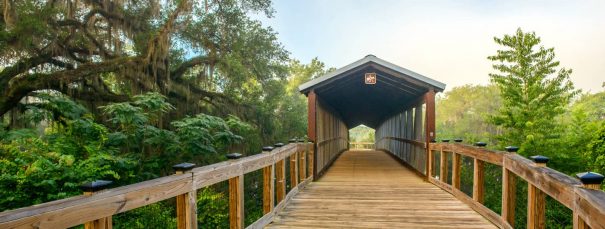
[350,142,374,149]
[0,142,314,229]
[377,137,427,174]
[315,137,348,178]
[428,142,605,229]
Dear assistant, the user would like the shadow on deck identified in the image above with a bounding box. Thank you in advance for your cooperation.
[266,150,496,228]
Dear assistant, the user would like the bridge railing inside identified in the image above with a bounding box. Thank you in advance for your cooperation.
[350,142,375,150]
[426,142,605,229]
[0,142,314,229]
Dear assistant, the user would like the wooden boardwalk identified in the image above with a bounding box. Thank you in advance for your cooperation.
[266,150,497,228]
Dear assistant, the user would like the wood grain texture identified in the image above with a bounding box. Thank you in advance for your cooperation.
[275,159,286,203]
[504,154,581,209]
[176,191,196,229]
[262,164,274,214]
[501,168,516,227]
[440,149,448,183]
[290,153,298,188]
[0,173,193,229]
[229,175,244,229]
[431,143,503,166]
[527,184,545,229]
[574,187,605,229]
[265,150,496,229]
[452,153,461,189]
[473,159,485,204]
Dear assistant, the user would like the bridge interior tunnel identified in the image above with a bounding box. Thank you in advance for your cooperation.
[299,55,445,178]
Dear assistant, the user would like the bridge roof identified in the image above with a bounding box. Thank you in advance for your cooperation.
[299,55,446,128]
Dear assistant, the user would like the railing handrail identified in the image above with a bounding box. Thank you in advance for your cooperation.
[0,142,313,229]
[428,142,605,229]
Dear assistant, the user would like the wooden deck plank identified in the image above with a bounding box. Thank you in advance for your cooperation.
[265,150,496,229]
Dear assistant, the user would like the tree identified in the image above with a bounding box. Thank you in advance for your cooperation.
[0,0,288,123]
[436,84,502,144]
[487,28,578,157]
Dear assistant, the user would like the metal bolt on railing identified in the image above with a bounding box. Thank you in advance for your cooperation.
[576,172,605,190]
[530,155,549,167]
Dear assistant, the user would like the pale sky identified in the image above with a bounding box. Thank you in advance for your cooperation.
[259,0,605,93]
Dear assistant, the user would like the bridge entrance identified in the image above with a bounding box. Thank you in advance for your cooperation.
[299,55,446,179]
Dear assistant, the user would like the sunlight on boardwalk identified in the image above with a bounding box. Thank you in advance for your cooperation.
[266,150,497,229]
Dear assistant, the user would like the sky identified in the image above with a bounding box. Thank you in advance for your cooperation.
[257,0,605,93]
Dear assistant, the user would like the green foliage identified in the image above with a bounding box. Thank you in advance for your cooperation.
[113,201,177,229]
[196,187,229,228]
[0,111,136,211]
[487,28,578,157]
[436,84,502,144]
[349,125,375,142]
[586,122,605,184]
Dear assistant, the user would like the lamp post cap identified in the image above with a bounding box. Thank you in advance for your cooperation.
[80,180,113,193]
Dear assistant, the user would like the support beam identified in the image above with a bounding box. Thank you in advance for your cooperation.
[424,89,436,178]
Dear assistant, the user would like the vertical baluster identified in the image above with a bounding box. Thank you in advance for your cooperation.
[502,146,519,227]
[527,155,549,229]
[440,147,448,183]
[298,139,307,180]
[451,142,461,189]
[274,143,286,202]
[261,147,275,214]
[473,142,487,204]
[289,139,299,188]
[227,153,244,229]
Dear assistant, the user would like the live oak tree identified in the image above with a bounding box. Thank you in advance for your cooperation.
[0,0,288,122]
[487,28,578,157]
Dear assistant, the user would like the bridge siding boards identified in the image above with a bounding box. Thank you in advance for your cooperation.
[266,150,496,228]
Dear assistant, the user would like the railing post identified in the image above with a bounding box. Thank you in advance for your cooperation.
[80,180,113,229]
[574,172,604,229]
[274,143,286,202]
[298,139,307,180]
[289,139,299,188]
[473,142,487,204]
[528,155,549,229]
[261,147,275,214]
[227,153,244,229]
[173,163,197,229]
[451,140,460,189]
[502,146,519,227]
